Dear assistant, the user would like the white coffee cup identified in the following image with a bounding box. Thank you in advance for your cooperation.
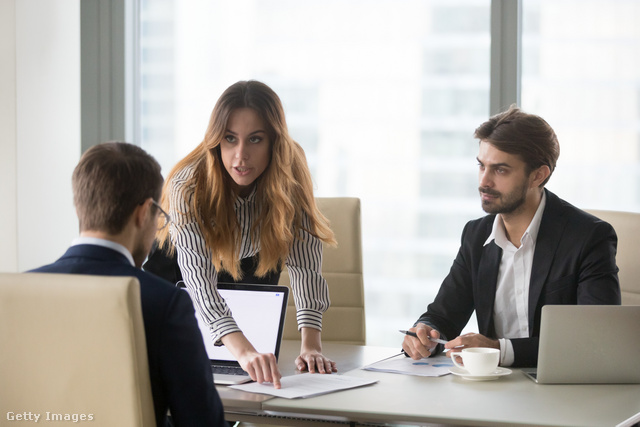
[450,347,500,375]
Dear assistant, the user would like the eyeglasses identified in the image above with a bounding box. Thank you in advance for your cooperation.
[151,200,172,230]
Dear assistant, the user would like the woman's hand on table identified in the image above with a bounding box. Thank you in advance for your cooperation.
[297,327,338,374]
[223,331,282,388]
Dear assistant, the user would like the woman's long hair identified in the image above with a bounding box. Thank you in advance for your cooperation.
[157,80,336,279]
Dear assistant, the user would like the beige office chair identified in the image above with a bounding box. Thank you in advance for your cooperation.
[586,210,640,305]
[0,273,156,427]
[280,197,366,344]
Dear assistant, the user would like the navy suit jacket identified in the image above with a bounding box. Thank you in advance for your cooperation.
[417,190,621,367]
[30,244,227,427]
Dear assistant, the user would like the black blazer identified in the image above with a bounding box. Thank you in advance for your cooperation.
[30,244,227,427]
[417,190,621,367]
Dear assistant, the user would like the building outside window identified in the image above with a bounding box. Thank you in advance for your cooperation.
[522,0,640,213]
[138,0,640,345]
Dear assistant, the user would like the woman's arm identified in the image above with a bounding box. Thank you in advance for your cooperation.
[286,213,336,373]
[168,169,241,341]
[169,170,284,385]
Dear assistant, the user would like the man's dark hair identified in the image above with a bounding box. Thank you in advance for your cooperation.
[474,105,560,186]
[72,142,163,234]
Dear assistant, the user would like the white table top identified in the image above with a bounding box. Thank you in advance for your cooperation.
[218,340,640,426]
[216,340,399,412]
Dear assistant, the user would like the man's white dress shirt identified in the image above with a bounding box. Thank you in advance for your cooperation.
[484,192,546,366]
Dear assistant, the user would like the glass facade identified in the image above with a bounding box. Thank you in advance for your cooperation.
[522,0,640,212]
[139,0,490,345]
[138,0,640,346]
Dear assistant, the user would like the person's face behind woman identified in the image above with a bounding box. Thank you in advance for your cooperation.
[220,107,271,197]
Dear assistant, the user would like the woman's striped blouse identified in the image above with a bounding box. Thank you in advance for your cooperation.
[168,165,330,343]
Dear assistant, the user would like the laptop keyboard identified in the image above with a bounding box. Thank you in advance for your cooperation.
[211,364,248,376]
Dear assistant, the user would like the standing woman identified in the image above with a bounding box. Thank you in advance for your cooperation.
[155,80,337,387]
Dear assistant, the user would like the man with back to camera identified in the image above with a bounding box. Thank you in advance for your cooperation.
[30,142,227,426]
[402,106,621,367]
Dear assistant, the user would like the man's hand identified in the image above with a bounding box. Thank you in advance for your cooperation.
[401,324,440,359]
[444,332,499,354]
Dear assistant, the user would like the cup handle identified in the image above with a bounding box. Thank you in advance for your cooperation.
[450,352,464,370]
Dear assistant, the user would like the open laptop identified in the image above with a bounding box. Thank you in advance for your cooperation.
[522,305,640,384]
[182,282,289,385]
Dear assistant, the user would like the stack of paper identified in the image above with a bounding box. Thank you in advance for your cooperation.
[363,354,453,377]
[230,373,378,399]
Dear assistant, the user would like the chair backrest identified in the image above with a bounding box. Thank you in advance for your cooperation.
[586,210,640,305]
[280,197,366,344]
[0,273,156,426]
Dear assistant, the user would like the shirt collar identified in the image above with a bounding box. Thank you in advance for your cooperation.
[234,185,257,208]
[484,190,547,248]
[72,236,136,266]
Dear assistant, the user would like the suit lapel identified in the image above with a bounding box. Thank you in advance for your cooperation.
[528,190,567,333]
[477,230,502,336]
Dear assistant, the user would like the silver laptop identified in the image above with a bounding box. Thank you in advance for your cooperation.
[183,282,289,385]
[523,305,640,384]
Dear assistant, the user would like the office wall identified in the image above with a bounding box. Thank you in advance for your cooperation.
[0,0,81,272]
[0,0,18,272]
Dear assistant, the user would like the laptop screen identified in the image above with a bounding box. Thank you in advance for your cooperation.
[185,283,289,362]
[531,305,640,384]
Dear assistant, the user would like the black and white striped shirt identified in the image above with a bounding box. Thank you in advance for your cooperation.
[168,165,330,342]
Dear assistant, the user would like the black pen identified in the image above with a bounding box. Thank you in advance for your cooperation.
[399,329,448,345]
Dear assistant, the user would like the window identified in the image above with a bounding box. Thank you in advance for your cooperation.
[522,0,640,211]
[134,0,640,346]
[138,0,491,345]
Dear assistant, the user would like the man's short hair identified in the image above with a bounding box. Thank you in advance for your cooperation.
[474,105,560,186]
[73,142,163,234]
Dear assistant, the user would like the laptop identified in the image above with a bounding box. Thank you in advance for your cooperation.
[182,282,289,385]
[522,305,640,384]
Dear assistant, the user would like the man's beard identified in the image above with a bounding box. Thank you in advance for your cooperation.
[479,182,528,215]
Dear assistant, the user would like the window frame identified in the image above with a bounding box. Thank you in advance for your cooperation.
[80,0,521,148]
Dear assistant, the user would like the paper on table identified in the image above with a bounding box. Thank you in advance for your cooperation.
[229,373,378,399]
[363,353,453,377]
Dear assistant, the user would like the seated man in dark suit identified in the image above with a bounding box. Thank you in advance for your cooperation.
[402,106,621,367]
[31,142,227,426]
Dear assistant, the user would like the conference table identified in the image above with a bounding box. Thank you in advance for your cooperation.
[216,340,640,426]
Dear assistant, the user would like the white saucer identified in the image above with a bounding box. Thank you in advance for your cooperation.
[449,366,512,381]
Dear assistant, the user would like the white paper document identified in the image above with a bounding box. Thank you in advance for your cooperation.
[229,373,378,399]
[363,353,453,377]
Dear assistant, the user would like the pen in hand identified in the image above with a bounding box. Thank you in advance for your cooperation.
[399,329,448,345]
